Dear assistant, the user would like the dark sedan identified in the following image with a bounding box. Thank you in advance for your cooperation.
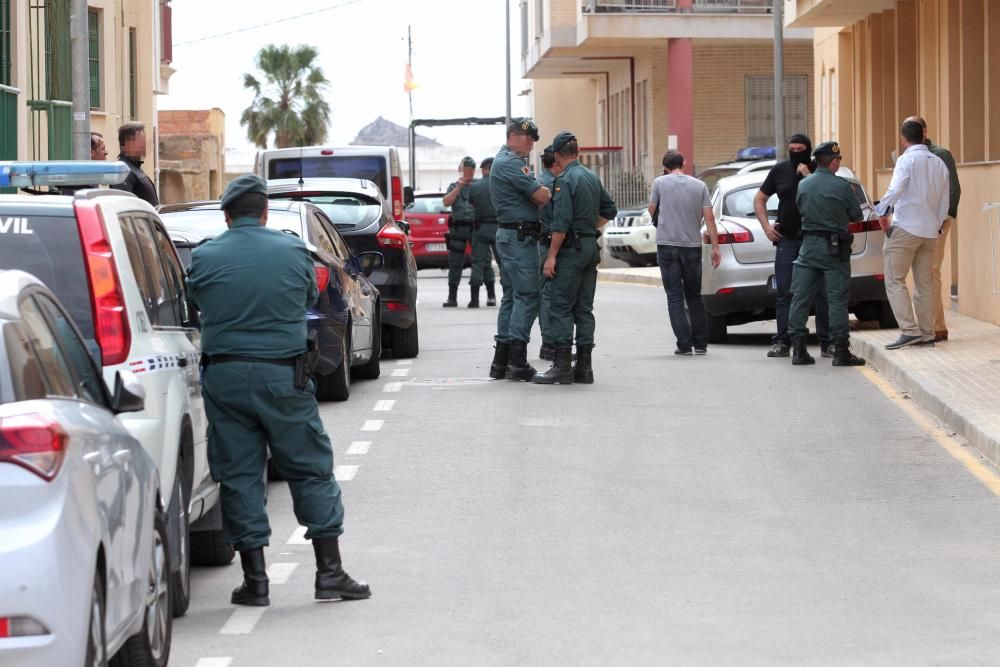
[159,200,383,401]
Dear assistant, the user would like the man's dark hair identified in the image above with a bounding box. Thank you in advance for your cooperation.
[90,132,104,150]
[118,122,145,147]
[223,192,268,220]
[816,154,837,170]
[555,139,579,158]
[480,157,494,169]
[662,151,684,171]
[900,119,924,145]
[541,151,556,169]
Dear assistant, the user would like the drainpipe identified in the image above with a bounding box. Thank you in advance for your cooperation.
[70,0,90,160]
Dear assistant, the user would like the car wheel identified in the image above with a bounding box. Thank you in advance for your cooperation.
[877,301,898,329]
[352,309,382,380]
[706,314,728,344]
[168,473,190,618]
[190,529,235,567]
[85,571,108,667]
[317,330,351,401]
[389,316,419,359]
[110,511,172,667]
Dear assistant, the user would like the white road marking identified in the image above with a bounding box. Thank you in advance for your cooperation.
[347,441,371,455]
[219,607,267,635]
[383,382,403,393]
[396,359,413,365]
[286,526,308,545]
[279,552,292,556]
[195,659,233,667]
[335,465,358,481]
[266,562,299,585]
[391,368,410,377]
[374,400,395,412]
[361,419,384,432]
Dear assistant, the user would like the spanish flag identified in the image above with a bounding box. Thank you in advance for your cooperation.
[404,64,418,93]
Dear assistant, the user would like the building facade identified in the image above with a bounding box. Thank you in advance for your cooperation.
[159,108,224,204]
[788,0,1000,325]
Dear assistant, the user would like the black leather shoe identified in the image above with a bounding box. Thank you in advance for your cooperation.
[313,537,371,601]
[831,338,865,366]
[532,346,574,384]
[791,338,815,365]
[489,342,511,379]
[573,345,594,384]
[231,547,270,606]
[467,286,480,308]
[767,341,790,358]
[505,341,537,381]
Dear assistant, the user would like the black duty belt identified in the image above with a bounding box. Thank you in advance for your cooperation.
[802,229,838,237]
[498,221,540,230]
[451,219,474,227]
[202,354,296,367]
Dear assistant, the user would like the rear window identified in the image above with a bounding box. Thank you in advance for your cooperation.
[268,156,388,198]
[0,214,94,342]
[408,197,448,214]
[724,186,776,219]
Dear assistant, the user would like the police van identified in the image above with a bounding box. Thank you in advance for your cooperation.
[0,161,231,620]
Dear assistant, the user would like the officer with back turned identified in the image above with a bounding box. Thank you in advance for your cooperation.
[488,118,551,381]
[441,156,478,307]
[786,142,865,367]
[187,175,370,607]
[536,145,564,362]
[467,157,499,307]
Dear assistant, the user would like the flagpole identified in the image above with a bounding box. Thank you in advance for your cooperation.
[407,25,414,121]
[407,24,416,189]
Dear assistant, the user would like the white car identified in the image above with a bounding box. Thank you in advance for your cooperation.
[0,271,170,667]
[603,207,657,267]
[0,162,231,622]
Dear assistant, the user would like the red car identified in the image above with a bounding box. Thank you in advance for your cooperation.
[405,192,471,269]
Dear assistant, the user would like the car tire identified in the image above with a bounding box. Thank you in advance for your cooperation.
[190,529,235,567]
[877,301,898,329]
[110,511,172,667]
[168,473,190,618]
[389,317,419,359]
[86,570,108,667]
[317,330,351,401]
[706,314,728,344]
[352,310,382,380]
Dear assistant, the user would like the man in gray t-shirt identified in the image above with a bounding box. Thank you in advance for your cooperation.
[647,150,720,354]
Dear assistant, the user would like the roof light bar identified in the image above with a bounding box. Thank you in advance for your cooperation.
[0,161,129,188]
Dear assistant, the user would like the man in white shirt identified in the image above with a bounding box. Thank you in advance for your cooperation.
[875,119,950,350]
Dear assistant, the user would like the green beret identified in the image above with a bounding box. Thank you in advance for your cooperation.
[813,141,842,158]
[460,156,476,168]
[508,117,539,141]
[552,130,576,152]
[221,174,267,209]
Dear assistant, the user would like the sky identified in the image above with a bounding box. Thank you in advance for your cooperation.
[161,0,530,167]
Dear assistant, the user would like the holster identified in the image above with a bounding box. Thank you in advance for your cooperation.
[295,331,320,390]
[826,231,854,260]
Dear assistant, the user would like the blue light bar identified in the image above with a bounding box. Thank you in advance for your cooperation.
[0,161,130,188]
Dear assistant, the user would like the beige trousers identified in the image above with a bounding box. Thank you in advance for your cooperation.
[884,227,938,337]
[932,217,953,332]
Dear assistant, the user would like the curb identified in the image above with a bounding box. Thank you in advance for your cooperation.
[596,269,661,287]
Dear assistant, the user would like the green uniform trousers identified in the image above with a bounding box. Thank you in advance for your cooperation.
[494,228,540,343]
[537,243,552,345]
[543,237,600,346]
[446,223,474,288]
[470,222,497,288]
[788,236,851,341]
[204,361,345,551]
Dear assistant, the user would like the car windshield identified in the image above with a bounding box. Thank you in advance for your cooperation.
[723,186,777,219]
[408,197,449,214]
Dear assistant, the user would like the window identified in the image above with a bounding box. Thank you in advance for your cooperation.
[34,294,106,405]
[128,28,138,120]
[0,0,10,86]
[744,75,809,147]
[519,0,528,57]
[828,70,837,141]
[315,211,353,260]
[151,221,190,326]
[88,9,100,109]
[18,296,76,398]
[819,69,827,140]
[535,0,544,37]
[307,211,337,255]
[121,215,180,327]
[4,323,48,401]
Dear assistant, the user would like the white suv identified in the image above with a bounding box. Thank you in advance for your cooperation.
[0,162,230,620]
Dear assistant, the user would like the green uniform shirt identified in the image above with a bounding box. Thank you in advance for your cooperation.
[539,168,557,232]
[447,181,476,222]
[926,139,961,218]
[468,176,497,223]
[795,167,862,234]
[550,161,617,235]
[489,144,543,224]
[187,217,318,358]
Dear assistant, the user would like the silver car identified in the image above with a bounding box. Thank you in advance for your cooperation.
[0,271,171,667]
[700,170,894,342]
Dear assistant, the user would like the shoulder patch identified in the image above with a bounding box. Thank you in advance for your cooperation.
[521,166,531,175]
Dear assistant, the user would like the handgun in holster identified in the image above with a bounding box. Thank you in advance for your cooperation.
[517,225,526,242]
[571,231,582,251]
[294,330,320,391]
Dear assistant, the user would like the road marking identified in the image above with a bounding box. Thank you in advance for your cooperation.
[383,382,403,393]
[335,465,358,481]
[374,400,395,412]
[286,526,308,545]
[347,441,371,455]
[858,366,1000,497]
[195,659,233,667]
[266,562,299,585]
[391,368,410,377]
[361,419,384,432]
[219,607,267,635]
[396,359,413,365]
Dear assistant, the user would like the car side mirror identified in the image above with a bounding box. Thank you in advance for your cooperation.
[111,369,145,414]
[357,251,384,275]
[396,220,411,236]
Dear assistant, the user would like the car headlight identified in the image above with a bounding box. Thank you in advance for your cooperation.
[640,209,653,226]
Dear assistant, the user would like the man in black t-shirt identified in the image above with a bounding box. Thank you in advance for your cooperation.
[754,134,830,358]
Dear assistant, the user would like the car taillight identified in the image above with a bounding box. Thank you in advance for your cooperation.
[377,223,407,249]
[847,219,883,234]
[391,176,403,219]
[711,223,753,244]
[315,264,330,292]
[0,413,68,481]
[0,616,48,638]
[75,201,130,365]
[385,301,410,312]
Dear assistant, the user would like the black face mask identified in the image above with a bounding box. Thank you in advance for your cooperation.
[789,149,811,166]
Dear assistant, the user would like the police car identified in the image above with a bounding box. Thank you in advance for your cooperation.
[0,162,230,621]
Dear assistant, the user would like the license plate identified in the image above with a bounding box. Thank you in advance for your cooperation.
[426,243,447,252]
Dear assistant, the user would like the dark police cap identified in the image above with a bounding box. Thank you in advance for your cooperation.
[508,117,540,141]
[813,141,842,158]
[220,174,267,209]
[460,156,476,168]
[542,145,555,155]
[552,130,576,152]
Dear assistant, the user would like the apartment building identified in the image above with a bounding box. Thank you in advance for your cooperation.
[788,0,1000,325]
[521,0,814,205]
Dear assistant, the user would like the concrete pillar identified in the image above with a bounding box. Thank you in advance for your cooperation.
[666,0,694,174]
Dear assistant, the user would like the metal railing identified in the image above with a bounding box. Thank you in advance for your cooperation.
[0,84,17,160]
[585,0,771,13]
[28,99,72,160]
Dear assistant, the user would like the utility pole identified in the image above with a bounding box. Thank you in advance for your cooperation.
[504,0,512,126]
[70,0,90,160]
[773,0,784,153]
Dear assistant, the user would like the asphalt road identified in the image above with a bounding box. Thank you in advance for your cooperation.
[173,270,1000,666]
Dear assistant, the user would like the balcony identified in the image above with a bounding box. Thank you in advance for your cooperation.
[583,0,772,13]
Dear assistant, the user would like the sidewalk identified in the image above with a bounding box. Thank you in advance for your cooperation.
[599,266,1000,469]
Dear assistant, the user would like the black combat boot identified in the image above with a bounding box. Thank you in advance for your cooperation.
[442,285,458,308]
[489,342,511,379]
[573,345,594,384]
[539,342,555,361]
[831,337,866,367]
[532,346,575,385]
[468,286,480,308]
[791,337,815,366]
[485,282,497,307]
[313,537,371,601]
[231,547,269,606]
[505,341,537,382]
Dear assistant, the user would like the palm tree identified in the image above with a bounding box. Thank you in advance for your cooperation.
[240,45,331,149]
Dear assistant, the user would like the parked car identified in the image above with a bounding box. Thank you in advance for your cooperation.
[0,270,170,667]
[266,178,419,358]
[160,200,383,401]
[699,168,894,343]
[696,159,775,196]
[0,161,229,622]
[603,207,657,267]
[404,192,471,269]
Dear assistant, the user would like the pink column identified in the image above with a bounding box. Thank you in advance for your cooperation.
[667,0,695,173]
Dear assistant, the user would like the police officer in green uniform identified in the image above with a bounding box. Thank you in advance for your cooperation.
[488,118,551,381]
[467,157,498,307]
[787,142,866,367]
[187,175,370,606]
[442,157,478,307]
[534,131,617,385]
[537,145,564,362]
